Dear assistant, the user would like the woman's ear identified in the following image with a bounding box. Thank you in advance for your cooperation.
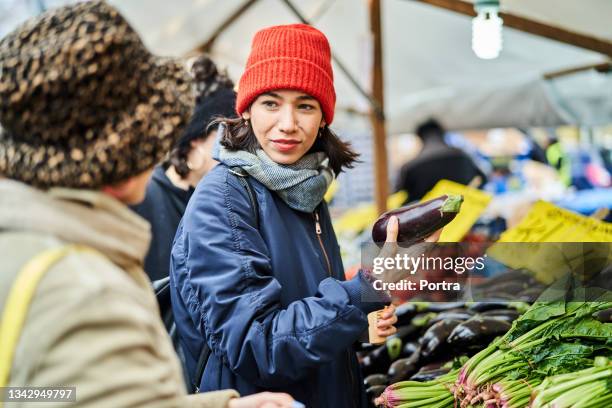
[320,119,326,128]
[242,111,251,120]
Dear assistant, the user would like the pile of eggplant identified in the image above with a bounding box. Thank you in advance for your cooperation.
[359,269,545,407]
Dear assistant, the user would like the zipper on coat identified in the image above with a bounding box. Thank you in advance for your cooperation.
[314,210,332,277]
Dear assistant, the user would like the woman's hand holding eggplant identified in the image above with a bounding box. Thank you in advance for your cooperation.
[375,216,442,285]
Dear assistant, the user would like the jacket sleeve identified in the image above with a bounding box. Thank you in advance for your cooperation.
[172,171,387,387]
[20,261,238,408]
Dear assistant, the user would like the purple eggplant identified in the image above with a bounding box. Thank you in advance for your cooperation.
[592,308,612,323]
[467,300,515,312]
[372,195,463,245]
[401,341,419,358]
[395,302,419,326]
[419,319,463,359]
[393,324,421,343]
[410,367,451,382]
[480,309,520,323]
[428,310,474,326]
[360,345,391,377]
[364,373,388,388]
[447,316,511,348]
[387,347,420,383]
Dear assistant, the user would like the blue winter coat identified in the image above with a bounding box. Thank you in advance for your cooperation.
[170,164,386,407]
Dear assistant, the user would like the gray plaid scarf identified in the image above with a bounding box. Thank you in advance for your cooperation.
[215,145,333,213]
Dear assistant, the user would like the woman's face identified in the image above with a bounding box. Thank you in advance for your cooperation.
[243,89,325,164]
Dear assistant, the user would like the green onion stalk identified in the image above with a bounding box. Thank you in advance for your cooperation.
[491,378,541,408]
[530,360,611,408]
[454,299,612,408]
[374,370,457,408]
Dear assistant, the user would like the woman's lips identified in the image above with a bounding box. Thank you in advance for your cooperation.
[271,139,300,152]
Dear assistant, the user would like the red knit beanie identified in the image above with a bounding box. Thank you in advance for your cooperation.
[236,24,336,124]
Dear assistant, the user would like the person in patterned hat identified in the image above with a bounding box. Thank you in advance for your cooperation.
[0,2,294,407]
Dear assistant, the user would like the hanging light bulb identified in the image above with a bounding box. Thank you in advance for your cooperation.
[472,0,503,59]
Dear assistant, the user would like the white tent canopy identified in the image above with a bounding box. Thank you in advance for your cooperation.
[2,0,611,132]
[104,0,612,132]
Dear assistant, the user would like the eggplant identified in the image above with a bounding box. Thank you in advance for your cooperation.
[361,336,403,377]
[418,361,446,371]
[410,367,451,382]
[414,301,466,313]
[480,309,520,322]
[372,195,463,245]
[366,385,386,405]
[401,341,419,358]
[419,319,463,359]
[467,301,513,312]
[395,302,419,326]
[592,308,612,323]
[387,348,420,383]
[447,317,511,348]
[360,345,391,377]
[472,293,518,302]
[364,373,388,388]
[355,342,379,353]
[428,310,474,326]
[411,312,437,328]
[387,356,420,383]
[392,324,420,343]
[516,287,545,303]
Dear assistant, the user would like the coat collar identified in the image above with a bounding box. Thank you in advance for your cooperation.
[0,179,151,271]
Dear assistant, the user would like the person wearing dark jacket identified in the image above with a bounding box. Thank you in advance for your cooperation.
[132,59,237,281]
[395,119,487,202]
[169,24,413,407]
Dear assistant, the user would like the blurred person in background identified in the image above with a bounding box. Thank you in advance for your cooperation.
[0,2,293,407]
[395,118,487,202]
[131,57,237,281]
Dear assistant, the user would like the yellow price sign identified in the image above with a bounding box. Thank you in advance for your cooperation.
[421,180,492,242]
[496,200,612,243]
[488,201,612,283]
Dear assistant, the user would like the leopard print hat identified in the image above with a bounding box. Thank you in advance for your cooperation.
[0,1,196,189]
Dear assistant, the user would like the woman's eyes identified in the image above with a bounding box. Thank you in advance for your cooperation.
[260,100,316,111]
[262,100,278,108]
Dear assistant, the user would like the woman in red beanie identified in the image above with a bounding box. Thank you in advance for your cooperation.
[170,24,400,407]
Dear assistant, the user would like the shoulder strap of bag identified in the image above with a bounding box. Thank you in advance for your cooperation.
[0,245,95,394]
[191,166,260,393]
[228,166,260,229]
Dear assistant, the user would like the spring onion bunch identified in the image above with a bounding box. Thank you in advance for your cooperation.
[530,358,611,408]
[374,370,457,408]
[454,287,612,407]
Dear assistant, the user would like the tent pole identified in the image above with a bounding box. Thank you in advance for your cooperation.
[543,61,611,80]
[191,0,262,54]
[369,0,389,215]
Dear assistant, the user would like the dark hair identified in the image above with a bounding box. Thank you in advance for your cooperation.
[212,116,360,176]
[416,118,445,139]
[167,56,236,179]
